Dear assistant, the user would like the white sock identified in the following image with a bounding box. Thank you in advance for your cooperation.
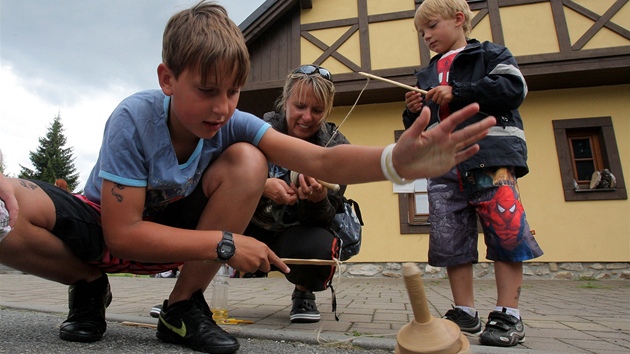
[495,306,520,319]
[455,305,477,318]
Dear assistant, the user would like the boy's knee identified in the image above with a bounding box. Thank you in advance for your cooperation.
[203,143,267,193]
[223,143,267,179]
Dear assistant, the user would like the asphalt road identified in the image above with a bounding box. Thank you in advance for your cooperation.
[0,308,393,353]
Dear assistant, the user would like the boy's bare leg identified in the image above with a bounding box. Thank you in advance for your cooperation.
[494,260,522,309]
[447,262,475,307]
[0,178,102,284]
[0,178,110,343]
[168,143,268,304]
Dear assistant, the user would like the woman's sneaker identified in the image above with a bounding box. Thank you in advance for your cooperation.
[442,306,482,336]
[290,289,320,323]
[156,289,239,353]
[479,309,525,347]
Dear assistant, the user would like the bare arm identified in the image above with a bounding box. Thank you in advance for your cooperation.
[258,103,495,184]
[100,180,288,274]
[258,132,383,185]
[101,180,221,262]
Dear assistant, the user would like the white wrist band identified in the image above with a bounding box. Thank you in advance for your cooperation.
[380,143,406,185]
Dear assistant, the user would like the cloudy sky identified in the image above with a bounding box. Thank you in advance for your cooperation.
[0,0,265,189]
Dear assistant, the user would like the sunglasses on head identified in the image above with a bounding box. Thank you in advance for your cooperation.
[292,65,332,82]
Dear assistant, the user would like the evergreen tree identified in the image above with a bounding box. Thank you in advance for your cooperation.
[18,114,80,191]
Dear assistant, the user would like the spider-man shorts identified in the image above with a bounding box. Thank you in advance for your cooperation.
[31,179,210,275]
[427,167,543,267]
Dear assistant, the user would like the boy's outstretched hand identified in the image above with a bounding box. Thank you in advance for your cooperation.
[394,103,495,179]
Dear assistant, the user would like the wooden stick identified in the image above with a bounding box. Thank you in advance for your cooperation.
[358,72,428,95]
[224,318,255,325]
[122,321,157,329]
[281,258,340,266]
[290,171,340,192]
[316,180,340,192]
[206,258,338,265]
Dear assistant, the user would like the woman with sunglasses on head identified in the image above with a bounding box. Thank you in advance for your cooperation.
[243,65,347,323]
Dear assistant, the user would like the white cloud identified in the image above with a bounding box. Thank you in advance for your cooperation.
[0,64,136,189]
[0,0,265,190]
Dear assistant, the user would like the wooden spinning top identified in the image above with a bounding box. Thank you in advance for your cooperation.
[395,263,471,354]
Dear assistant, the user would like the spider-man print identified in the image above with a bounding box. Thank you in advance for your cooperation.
[477,185,524,251]
[475,183,542,262]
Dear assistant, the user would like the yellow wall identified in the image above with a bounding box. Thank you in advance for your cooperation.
[327,86,630,263]
[518,85,630,262]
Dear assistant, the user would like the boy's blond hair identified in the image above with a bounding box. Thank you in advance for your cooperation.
[162,1,250,87]
[414,0,473,37]
[275,71,335,120]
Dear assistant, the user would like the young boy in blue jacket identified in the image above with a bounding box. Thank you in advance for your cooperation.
[403,0,543,347]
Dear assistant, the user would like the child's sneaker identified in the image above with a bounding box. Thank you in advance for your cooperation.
[442,306,482,336]
[289,289,320,323]
[479,309,525,347]
[156,289,239,353]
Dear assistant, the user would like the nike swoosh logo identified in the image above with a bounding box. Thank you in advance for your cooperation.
[159,316,187,337]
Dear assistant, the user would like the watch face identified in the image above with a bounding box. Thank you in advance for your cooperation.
[218,242,235,259]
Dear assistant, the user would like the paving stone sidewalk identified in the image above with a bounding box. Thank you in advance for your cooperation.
[0,272,628,353]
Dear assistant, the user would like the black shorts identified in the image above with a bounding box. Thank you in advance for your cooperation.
[33,180,105,262]
[244,223,339,291]
[36,180,209,274]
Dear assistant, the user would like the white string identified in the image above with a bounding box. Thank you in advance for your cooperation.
[324,77,371,147]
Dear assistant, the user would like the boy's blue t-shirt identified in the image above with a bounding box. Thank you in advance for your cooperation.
[84,89,270,213]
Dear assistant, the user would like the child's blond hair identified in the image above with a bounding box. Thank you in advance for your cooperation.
[162,1,250,87]
[414,0,473,37]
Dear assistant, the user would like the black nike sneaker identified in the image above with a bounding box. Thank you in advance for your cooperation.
[156,289,239,353]
[59,273,112,342]
[479,308,525,347]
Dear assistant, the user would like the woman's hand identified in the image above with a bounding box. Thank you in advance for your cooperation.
[292,173,328,203]
[263,178,297,205]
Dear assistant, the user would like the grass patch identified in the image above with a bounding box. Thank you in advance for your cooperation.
[108,273,151,278]
[576,281,611,289]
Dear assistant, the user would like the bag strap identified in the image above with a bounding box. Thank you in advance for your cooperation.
[345,198,364,226]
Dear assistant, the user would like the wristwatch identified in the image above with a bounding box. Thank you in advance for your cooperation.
[215,231,235,262]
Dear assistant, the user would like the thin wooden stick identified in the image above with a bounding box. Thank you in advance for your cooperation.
[290,171,340,192]
[281,258,340,266]
[122,321,157,329]
[358,72,428,95]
